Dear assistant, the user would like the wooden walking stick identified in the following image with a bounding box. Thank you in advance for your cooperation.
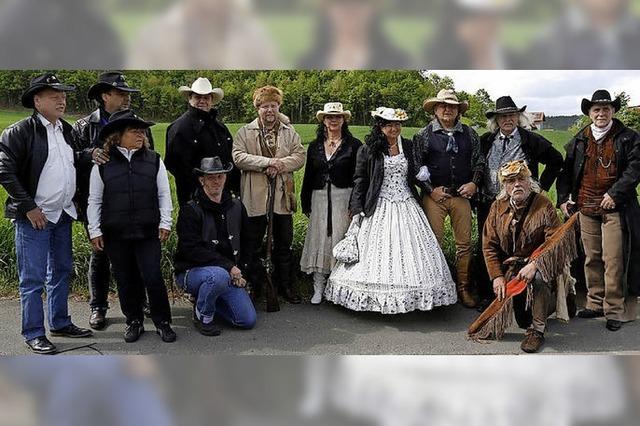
[263,176,281,312]
[468,213,579,340]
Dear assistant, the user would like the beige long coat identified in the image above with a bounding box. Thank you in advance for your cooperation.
[232,118,305,217]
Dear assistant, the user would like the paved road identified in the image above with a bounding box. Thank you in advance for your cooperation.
[1,296,639,355]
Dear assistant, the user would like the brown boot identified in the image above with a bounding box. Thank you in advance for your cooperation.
[457,283,477,309]
[520,329,545,353]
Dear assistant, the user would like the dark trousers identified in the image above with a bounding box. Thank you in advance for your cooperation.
[88,248,111,310]
[103,236,171,326]
[244,214,294,294]
[475,199,494,300]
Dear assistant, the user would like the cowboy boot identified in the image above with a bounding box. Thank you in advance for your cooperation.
[457,282,478,308]
[456,252,477,308]
[311,272,327,305]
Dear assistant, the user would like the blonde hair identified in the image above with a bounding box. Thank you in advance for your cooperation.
[487,112,533,133]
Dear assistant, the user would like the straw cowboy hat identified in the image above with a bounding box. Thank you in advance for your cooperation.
[316,102,352,122]
[485,95,527,118]
[193,156,234,175]
[423,89,469,115]
[179,77,224,104]
[581,89,621,116]
[87,72,140,101]
[371,107,409,122]
[21,73,75,109]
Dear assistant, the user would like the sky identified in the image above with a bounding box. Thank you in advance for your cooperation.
[432,70,640,116]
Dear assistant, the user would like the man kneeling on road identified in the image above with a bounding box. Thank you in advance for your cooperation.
[174,157,257,336]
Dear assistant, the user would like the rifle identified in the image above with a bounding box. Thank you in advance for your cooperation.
[263,176,281,312]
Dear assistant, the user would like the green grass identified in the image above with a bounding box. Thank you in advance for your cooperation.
[0,109,573,297]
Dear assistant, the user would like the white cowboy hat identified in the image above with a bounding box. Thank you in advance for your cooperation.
[371,107,409,122]
[178,77,224,104]
[423,89,469,114]
[316,102,352,122]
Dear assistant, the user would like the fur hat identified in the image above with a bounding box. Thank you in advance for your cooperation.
[253,85,283,108]
[498,159,531,184]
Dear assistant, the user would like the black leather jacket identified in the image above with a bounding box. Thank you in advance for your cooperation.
[350,137,424,217]
[557,119,640,296]
[0,112,80,219]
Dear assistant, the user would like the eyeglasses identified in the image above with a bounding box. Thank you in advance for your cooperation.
[383,122,402,128]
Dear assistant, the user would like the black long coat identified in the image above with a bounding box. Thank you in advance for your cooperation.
[557,119,640,296]
[165,106,239,206]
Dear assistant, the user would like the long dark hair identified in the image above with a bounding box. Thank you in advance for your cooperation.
[364,118,393,156]
[315,120,353,142]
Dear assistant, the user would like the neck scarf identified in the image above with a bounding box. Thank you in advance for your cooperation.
[591,120,613,142]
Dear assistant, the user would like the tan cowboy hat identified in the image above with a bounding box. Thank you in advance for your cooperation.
[316,102,352,122]
[423,89,470,115]
[178,77,224,104]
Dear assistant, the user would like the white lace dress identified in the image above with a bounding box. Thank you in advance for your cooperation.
[325,144,457,313]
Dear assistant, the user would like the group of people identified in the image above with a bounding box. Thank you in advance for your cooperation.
[0,72,638,355]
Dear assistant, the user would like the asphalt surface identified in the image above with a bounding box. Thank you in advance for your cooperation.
[1,295,639,355]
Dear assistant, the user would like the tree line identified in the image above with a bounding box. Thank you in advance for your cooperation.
[0,70,497,127]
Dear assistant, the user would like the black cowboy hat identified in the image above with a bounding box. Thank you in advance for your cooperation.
[98,109,155,141]
[581,89,621,116]
[21,73,75,109]
[87,71,140,101]
[194,157,234,175]
[485,96,527,119]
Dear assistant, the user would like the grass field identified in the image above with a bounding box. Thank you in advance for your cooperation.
[0,109,572,296]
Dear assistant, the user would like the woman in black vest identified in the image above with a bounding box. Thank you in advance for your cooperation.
[174,157,256,336]
[300,102,361,304]
[87,110,175,343]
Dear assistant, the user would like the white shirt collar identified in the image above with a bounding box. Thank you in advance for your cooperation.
[500,128,518,139]
[37,113,62,130]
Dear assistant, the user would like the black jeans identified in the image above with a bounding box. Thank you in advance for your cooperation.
[103,236,171,326]
[88,248,111,311]
[244,214,294,294]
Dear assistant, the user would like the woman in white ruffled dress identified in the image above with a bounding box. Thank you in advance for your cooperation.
[325,107,457,313]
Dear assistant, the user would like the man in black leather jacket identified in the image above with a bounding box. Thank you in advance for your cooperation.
[0,73,92,354]
[73,71,153,330]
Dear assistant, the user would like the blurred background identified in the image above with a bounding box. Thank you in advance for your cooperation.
[1,356,640,426]
[1,0,640,69]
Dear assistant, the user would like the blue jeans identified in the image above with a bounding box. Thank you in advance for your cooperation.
[15,212,73,340]
[176,266,256,329]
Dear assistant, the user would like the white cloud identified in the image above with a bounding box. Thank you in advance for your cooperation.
[430,70,640,115]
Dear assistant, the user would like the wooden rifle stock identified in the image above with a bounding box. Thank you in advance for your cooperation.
[263,176,280,312]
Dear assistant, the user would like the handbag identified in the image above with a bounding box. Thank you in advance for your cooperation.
[333,215,362,264]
